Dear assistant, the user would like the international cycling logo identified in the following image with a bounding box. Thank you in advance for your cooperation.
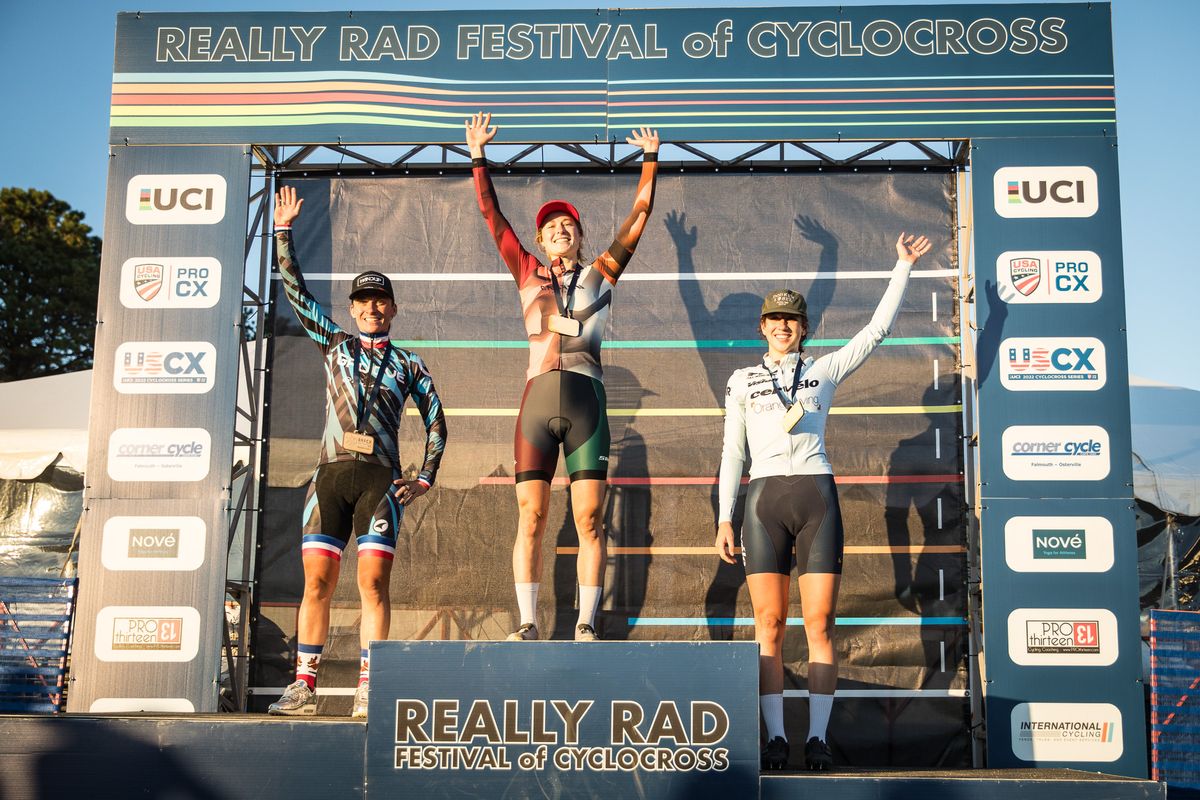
[1010,703,1122,762]
[1004,516,1114,573]
[996,251,1102,304]
[993,166,1098,218]
[94,605,201,663]
[999,337,1106,391]
[114,341,217,394]
[120,257,221,309]
[1001,425,1110,481]
[125,174,227,225]
[101,516,207,572]
[107,428,211,482]
[1007,608,1117,666]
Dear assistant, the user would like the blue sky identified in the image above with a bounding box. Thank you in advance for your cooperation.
[1,0,1196,390]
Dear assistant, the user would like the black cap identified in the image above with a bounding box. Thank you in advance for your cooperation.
[349,271,394,301]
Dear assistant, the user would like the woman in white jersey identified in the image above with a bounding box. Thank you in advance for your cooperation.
[716,232,932,771]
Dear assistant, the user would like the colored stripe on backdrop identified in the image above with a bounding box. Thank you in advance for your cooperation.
[408,404,961,417]
[392,337,957,350]
[479,474,962,486]
[627,616,966,626]
[273,269,958,281]
[557,545,965,555]
[785,689,969,699]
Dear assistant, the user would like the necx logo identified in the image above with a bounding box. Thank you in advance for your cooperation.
[114,341,217,395]
[120,257,221,309]
[101,516,206,572]
[993,167,1098,218]
[94,605,201,663]
[996,251,1102,304]
[125,174,226,225]
[1002,425,1110,481]
[1000,337,1106,392]
[1005,516,1114,573]
[107,428,211,483]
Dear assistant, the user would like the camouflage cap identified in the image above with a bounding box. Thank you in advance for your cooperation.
[760,288,807,318]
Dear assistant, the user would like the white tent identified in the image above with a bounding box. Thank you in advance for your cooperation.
[0,370,92,479]
[1131,376,1200,517]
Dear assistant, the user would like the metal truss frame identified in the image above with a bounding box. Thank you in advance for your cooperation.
[233,138,977,760]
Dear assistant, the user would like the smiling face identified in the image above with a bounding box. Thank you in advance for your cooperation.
[760,312,808,360]
[350,292,397,336]
[536,212,582,262]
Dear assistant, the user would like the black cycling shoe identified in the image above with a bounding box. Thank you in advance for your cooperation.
[760,736,789,770]
[804,736,833,771]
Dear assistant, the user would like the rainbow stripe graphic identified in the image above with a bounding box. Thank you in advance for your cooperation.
[139,188,152,210]
[1008,180,1022,203]
[109,70,1117,144]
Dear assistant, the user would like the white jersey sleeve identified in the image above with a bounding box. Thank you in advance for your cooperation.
[718,370,749,523]
[819,258,914,384]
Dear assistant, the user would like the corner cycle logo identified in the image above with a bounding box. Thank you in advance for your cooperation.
[1006,608,1118,666]
[999,337,1106,392]
[120,257,221,309]
[993,167,1098,218]
[94,605,201,663]
[1011,702,1122,762]
[1002,425,1110,481]
[114,341,217,394]
[996,251,1102,304]
[125,174,226,225]
[107,428,211,482]
[1004,516,1114,573]
[100,515,207,572]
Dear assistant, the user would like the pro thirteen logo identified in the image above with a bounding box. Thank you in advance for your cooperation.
[999,337,1106,392]
[996,251,1102,304]
[1007,609,1117,666]
[125,174,227,225]
[993,167,1098,218]
[94,605,201,663]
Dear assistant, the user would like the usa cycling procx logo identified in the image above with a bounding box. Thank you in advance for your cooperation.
[996,251,1102,304]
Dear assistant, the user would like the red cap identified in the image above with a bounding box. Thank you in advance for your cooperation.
[535,200,581,230]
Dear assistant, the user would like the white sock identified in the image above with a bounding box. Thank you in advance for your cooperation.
[577,585,603,628]
[808,693,834,741]
[515,582,539,626]
[760,694,786,741]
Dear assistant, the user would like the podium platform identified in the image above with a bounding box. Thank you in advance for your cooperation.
[0,715,1164,799]
[0,640,1166,799]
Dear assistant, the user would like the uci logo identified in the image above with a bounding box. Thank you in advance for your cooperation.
[125,174,227,225]
[993,167,1098,218]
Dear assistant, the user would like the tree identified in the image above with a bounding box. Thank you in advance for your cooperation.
[0,188,102,381]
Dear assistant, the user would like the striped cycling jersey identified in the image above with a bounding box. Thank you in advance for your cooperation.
[718,259,914,522]
[275,228,447,486]
[472,154,658,383]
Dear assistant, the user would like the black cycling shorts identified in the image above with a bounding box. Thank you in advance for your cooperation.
[300,460,403,560]
[741,473,844,576]
[514,369,610,483]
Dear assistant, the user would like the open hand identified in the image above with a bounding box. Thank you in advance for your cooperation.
[626,127,660,155]
[895,232,932,264]
[465,111,497,157]
[274,185,303,227]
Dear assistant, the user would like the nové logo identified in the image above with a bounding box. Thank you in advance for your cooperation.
[126,174,227,225]
[993,167,1098,218]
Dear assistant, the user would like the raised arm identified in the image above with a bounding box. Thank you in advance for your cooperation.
[466,112,531,282]
[595,128,660,285]
[821,232,933,384]
[273,185,341,349]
